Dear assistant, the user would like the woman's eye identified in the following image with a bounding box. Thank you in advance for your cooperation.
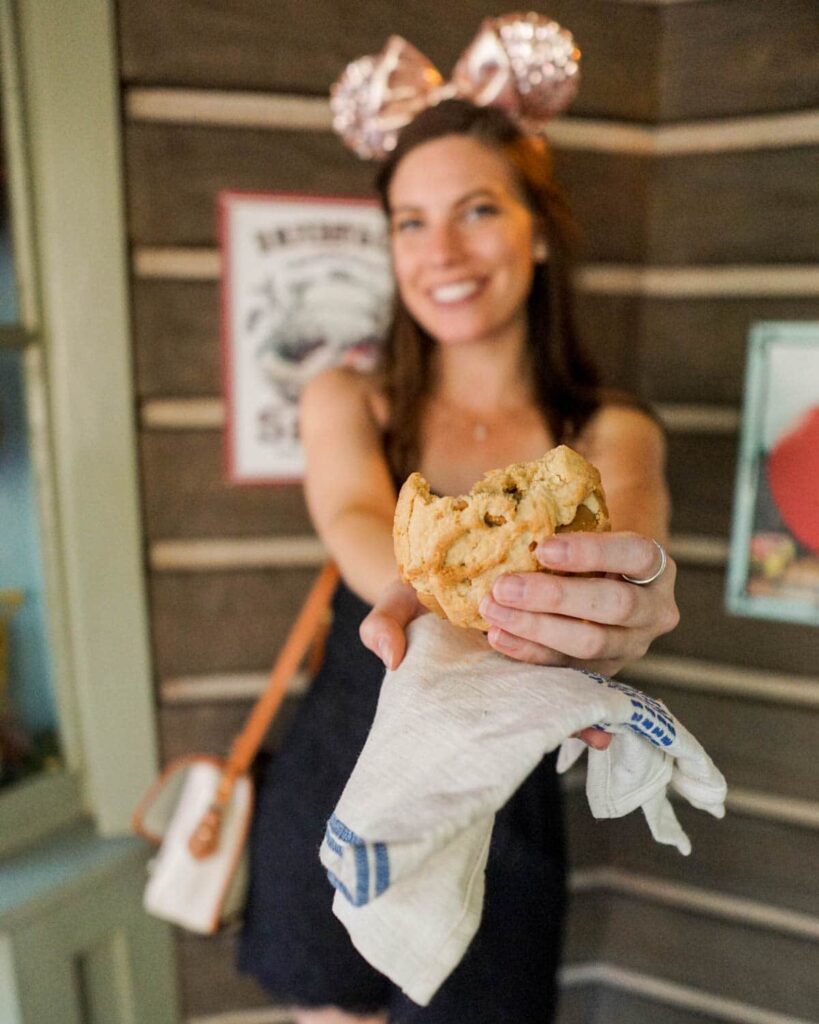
[466,202,499,220]
[393,217,423,234]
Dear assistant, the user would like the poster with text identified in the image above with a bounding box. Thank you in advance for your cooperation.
[221,191,392,483]
[727,321,819,625]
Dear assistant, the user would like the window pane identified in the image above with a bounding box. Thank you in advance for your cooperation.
[0,347,60,788]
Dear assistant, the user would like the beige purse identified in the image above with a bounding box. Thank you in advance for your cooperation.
[133,562,340,934]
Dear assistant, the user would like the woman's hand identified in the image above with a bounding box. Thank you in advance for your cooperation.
[359,578,426,672]
[360,574,616,750]
[479,531,680,676]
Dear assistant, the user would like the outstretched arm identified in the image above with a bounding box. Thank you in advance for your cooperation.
[300,368,400,605]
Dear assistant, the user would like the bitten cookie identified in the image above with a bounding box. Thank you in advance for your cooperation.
[393,445,610,630]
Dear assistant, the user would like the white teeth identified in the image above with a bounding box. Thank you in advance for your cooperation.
[430,281,480,304]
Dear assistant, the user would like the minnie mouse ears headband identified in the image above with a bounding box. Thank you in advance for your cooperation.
[331,12,581,160]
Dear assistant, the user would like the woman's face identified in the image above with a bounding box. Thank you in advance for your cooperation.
[387,135,538,350]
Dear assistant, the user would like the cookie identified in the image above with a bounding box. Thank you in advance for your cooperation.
[393,444,610,630]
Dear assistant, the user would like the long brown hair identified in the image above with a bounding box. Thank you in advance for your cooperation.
[374,99,602,481]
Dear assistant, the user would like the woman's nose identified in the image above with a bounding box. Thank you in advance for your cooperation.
[426,221,463,265]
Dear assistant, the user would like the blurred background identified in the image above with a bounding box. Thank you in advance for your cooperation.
[1,1,817,1022]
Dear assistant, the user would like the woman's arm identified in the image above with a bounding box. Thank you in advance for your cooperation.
[300,367,401,605]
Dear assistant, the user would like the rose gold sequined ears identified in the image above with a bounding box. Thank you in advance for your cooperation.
[330,12,581,160]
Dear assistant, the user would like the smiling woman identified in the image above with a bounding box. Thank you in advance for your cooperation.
[238,88,677,1024]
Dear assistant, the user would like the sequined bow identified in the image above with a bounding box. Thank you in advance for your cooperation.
[330,13,581,160]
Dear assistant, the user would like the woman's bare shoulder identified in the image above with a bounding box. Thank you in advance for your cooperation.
[578,402,664,462]
[300,367,389,434]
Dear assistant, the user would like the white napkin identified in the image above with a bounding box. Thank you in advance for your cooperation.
[319,615,726,1006]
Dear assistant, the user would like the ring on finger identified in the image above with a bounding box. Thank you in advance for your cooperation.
[621,539,667,586]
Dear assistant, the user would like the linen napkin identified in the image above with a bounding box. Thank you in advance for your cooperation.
[319,614,726,1006]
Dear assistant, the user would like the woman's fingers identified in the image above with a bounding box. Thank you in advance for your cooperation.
[535,531,666,579]
[359,580,424,669]
[489,571,655,629]
[575,727,612,751]
[481,531,680,667]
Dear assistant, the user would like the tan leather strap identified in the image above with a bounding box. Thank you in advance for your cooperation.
[228,560,340,777]
[188,561,340,858]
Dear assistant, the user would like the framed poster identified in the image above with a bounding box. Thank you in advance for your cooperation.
[726,321,819,625]
[220,191,393,483]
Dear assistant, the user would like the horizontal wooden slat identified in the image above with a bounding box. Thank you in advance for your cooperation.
[117,0,665,122]
[598,802,819,917]
[150,536,326,571]
[563,963,818,1024]
[138,431,312,539]
[141,398,224,430]
[576,265,819,297]
[128,88,819,155]
[188,1012,293,1024]
[573,868,819,941]
[149,568,316,676]
[567,892,819,1019]
[657,562,818,673]
[160,669,309,704]
[623,654,819,707]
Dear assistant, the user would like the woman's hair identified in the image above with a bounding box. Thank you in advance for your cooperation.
[374,98,602,480]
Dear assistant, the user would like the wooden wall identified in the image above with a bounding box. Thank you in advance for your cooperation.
[115,1,819,1021]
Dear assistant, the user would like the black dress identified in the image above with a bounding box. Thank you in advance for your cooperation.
[238,580,567,1023]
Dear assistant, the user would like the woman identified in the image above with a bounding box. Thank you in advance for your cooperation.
[238,98,678,1024]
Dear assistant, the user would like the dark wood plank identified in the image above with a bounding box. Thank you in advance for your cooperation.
[638,297,819,405]
[175,930,275,1018]
[666,432,737,539]
[125,120,819,265]
[649,147,819,265]
[647,685,817,803]
[556,983,598,1024]
[158,697,301,765]
[656,562,817,675]
[565,786,611,871]
[599,893,819,1019]
[124,123,373,248]
[149,567,316,676]
[117,0,663,121]
[661,0,819,121]
[139,430,313,539]
[553,150,649,264]
[594,987,747,1024]
[573,292,642,395]
[132,278,221,398]
[603,803,819,918]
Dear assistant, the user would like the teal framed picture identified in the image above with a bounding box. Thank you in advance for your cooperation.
[726,322,819,625]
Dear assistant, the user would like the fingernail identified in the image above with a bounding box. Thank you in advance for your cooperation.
[378,638,393,667]
[480,597,509,623]
[536,539,568,564]
[494,575,524,603]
